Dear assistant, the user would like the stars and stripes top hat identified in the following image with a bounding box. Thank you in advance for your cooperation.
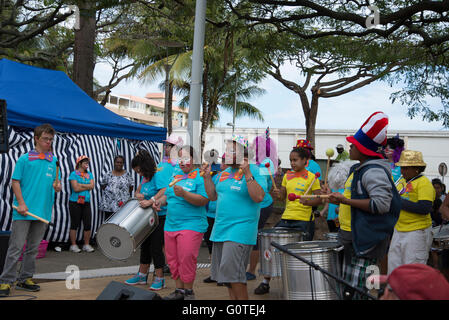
[346,111,388,159]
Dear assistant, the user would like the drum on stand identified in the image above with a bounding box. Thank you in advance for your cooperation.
[258,228,303,299]
[279,241,343,300]
[96,198,159,261]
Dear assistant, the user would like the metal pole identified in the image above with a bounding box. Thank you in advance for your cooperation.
[232,70,237,134]
[164,62,169,130]
[187,0,206,155]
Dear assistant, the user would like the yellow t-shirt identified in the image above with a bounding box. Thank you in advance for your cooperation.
[339,172,354,232]
[281,169,321,221]
[395,176,435,232]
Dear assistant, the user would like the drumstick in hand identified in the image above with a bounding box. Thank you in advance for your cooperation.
[169,178,182,187]
[264,162,278,191]
[12,205,54,226]
[304,172,320,195]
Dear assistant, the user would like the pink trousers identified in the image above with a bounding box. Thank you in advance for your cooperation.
[164,230,204,283]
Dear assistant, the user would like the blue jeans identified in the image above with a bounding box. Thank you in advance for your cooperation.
[275,219,315,241]
[0,220,47,284]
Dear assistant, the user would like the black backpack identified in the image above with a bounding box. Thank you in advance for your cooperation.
[349,162,401,257]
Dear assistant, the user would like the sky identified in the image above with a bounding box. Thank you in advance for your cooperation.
[94,61,447,133]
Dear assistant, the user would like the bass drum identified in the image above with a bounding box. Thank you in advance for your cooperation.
[96,198,159,260]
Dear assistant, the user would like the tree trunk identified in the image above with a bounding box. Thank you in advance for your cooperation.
[167,81,173,135]
[307,92,319,151]
[73,1,96,98]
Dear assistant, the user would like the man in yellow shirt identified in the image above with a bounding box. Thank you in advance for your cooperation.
[387,150,435,274]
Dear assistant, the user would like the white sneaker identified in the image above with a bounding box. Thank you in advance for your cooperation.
[82,244,95,253]
[70,245,81,253]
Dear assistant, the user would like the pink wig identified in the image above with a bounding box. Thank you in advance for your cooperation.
[251,134,278,172]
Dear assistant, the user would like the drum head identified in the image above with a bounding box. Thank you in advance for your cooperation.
[96,223,135,260]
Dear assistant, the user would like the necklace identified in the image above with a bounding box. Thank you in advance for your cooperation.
[406,174,422,184]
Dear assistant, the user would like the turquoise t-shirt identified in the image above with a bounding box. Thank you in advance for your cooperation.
[391,164,402,184]
[306,159,322,180]
[12,153,59,222]
[327,188,344,220]
[206,173,220,218]
[210,164,267,245]
[164,168,208,233]
[152,161,178,216]
[259,158,274,208]
[69,170,93,203]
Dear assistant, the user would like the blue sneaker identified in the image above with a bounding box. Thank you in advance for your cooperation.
[149,277,165,291]
[246,272,256,281]
[125,273,147,285]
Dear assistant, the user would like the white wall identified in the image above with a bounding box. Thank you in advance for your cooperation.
[169,127,449,182]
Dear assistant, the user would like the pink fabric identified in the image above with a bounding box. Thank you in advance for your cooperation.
[164,230,204,283]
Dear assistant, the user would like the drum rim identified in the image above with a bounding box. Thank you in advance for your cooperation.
[282,240,342,253]
[258,227,304,236]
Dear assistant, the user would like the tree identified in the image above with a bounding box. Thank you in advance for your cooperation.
[244,29,405,148]
[0,0,73,64]
[225,0,449,127]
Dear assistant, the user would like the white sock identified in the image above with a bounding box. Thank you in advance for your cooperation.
[262,278,269,284]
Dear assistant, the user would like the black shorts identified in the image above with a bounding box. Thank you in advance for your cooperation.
[69,201,92,231]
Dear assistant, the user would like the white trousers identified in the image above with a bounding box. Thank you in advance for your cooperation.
[387,226,433,275]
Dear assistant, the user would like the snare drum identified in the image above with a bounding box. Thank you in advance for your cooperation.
[96,198,159,260]
[432,225,449,250]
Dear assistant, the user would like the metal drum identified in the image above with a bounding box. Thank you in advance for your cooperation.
[324,232,339,242]
[432,225,449,250]
[280,241,343,300]
[96,198,159,260]
[258,228,304,278]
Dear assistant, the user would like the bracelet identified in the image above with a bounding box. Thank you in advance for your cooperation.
[151,196,156,202]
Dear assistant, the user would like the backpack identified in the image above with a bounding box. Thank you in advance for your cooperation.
[349,162,401,257]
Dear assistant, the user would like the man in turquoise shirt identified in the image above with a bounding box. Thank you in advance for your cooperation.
[0,124,61,297]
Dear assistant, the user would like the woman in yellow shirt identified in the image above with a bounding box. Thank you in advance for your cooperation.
[254,147,322,295]
[387,150,435,274]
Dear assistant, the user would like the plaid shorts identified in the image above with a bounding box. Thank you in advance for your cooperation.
[342,255,377,300]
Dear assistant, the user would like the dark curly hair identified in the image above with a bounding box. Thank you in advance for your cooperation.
[291,147,310,160]
[131,150,156,180]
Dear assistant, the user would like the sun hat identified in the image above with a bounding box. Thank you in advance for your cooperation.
[76,155,89,165]
[163,133,184,147]
[226,134,248,149]
[395,150,426,167]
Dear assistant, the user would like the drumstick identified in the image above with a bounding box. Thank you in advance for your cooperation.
[325,148,334,187]
[12,205,54,226]
[55,161,60,183]
[169,178,182,187]
[288,193,329,200]
[264,162,278,191]
[304,172,320,195]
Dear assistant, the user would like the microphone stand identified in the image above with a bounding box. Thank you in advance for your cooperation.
[271,241,377,300]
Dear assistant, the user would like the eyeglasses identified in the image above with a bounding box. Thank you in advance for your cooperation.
[39,137,54,142]
[178,157,191,163]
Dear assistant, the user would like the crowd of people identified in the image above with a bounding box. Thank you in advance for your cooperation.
[1,113,449,300]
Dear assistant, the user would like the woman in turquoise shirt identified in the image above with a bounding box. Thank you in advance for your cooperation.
[155,145,209,300]
[68,155,95,253]
[202,135,266,300]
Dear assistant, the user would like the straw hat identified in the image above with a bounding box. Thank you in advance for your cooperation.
[395,150,426,167]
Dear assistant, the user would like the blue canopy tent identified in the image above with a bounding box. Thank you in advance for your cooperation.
[0,59,167,243]
[0,58,166,141]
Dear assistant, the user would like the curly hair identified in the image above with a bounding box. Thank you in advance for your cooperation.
[131,150,156,180]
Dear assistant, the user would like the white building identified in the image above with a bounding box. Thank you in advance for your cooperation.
[102,92,189,127]
[170,127,449,182]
